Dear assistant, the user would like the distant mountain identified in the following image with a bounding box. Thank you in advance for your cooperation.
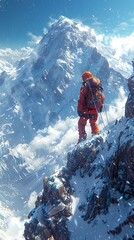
[0,16,132,239]
[0,47,32,74]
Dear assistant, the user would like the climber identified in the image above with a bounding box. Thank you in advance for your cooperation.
[77,71,105,143]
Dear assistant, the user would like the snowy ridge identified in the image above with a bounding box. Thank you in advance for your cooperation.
[24,117,134,240]
[69,118,134,240]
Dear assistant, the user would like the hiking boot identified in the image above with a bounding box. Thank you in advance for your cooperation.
[90,123,100,135]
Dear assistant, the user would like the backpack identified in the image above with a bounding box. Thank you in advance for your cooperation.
[84,77,104,110]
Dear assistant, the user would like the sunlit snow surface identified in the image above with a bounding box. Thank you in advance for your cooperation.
[0,17,133,239]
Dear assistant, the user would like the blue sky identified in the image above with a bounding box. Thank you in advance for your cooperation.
[0,0,134,49]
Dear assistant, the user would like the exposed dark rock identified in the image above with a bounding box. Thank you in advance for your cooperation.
[0,71,7,86]
[108,210,134,237]
[67,136,103,174]
[24,173,72,240]
[80,184,110,223]
[105,125,134,199]
[125,77,134,118]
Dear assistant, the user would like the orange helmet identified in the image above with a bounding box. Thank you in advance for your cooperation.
[82,72,93,81]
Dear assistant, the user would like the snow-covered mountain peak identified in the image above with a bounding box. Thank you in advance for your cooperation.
[40,16,96,46]
[27,16,97,83]
[5,16,127,133]
[0,16,133,240]
[0,16,129,153]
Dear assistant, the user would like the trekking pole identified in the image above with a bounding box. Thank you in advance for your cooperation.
[99,111,106,129]
[103,104,110,127]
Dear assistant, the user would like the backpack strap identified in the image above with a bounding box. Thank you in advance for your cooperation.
[83,82,91,107]
[84,78,104,110]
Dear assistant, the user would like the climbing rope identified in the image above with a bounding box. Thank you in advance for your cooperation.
[99,111,106,129]
[103,104,110,127]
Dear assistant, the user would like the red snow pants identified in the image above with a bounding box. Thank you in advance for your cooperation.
[78,114,99,143]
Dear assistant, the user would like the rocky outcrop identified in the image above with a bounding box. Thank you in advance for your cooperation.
[24,172,72,240]
[108,131,134,199]
[24,136,103,239]
[125,76,134,118]
[24,119,134,239]
[79,119,134,219]
[67,136,103,174]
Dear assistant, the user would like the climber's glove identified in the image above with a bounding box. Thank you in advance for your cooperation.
[77,111,83,117]
[98,106,103,113]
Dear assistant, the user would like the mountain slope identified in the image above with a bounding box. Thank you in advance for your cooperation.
[24,74,134,240]
[0,16,133,239]
[0,17,128,138]
[0,16,128,194]
[24,118,134,240]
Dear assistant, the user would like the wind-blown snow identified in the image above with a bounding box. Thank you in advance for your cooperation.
[96,32,134,78]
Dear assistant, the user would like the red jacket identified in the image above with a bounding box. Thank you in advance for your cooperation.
[77,84,104,116]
